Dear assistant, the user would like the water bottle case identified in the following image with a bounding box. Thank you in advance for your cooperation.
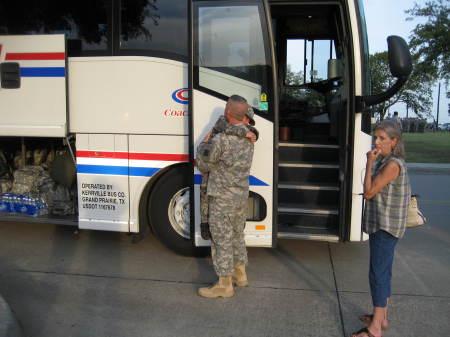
[0,193,48,216]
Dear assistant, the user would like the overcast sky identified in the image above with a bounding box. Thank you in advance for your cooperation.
[363,0,449,123]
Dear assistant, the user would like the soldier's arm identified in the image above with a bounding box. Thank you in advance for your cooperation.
[196,134,224,172]
[196,156,209,174]
[223,122,247,138]
[212,116,228,135]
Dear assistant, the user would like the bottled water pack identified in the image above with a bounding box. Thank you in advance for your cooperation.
[0,193,48,216]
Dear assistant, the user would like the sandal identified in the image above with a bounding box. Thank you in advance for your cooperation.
[351,327,381,337]
[359,314,389,331]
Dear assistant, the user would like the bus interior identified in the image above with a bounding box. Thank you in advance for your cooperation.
[270,3,351,241]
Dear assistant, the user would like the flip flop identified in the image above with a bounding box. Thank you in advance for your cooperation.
[359,314,389,331]
[351,327,381,337]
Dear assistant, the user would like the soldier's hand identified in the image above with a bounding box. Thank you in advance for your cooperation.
[246,131,257,143]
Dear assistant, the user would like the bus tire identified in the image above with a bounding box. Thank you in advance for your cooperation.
[148,165,208,257]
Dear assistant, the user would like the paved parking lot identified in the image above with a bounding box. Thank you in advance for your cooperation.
[0,167,449,337]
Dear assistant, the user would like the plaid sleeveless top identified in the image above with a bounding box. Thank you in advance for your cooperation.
[363,156,411,238]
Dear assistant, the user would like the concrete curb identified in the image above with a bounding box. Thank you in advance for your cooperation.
[0,294,23,337]
[407,162,450,173]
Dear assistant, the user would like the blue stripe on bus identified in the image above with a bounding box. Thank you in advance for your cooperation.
[78,165,269,185]
[249,175,269,186]
[129,167,160,177]
[77,165,129,176]
[20,67,65,77]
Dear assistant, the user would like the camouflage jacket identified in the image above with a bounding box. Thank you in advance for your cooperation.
[197,123,254,200]
[211,116,259,140]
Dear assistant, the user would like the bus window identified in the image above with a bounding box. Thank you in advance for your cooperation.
[0,0,111,56]
[195,5,271,111]
[286,39,336,85]
[119,0,188,61]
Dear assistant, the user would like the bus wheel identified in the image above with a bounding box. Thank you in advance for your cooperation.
[148,165,208,256]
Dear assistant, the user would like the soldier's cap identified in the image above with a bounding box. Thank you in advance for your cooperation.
[246,107,255,126]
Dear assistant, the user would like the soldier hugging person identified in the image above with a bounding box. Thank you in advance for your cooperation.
[199,110,258,240]
[196,95,257,298]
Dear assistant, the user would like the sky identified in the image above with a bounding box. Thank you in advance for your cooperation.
[363,0,449,124]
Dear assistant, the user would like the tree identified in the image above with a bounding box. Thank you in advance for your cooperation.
[285,64,303,86]
[406,0,450,85]
[369,51,433,120]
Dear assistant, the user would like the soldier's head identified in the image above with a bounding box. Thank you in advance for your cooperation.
[225,95,248,124]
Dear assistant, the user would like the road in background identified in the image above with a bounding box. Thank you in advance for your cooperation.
[0,167,449,337]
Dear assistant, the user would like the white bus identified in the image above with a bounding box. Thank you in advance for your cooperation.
[0,0,411,255]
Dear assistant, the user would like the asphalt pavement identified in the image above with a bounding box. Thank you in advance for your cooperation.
[0,162,449,337]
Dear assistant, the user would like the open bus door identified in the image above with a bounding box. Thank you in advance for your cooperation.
[189,0,278,248]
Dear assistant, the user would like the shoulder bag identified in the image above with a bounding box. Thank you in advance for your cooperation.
[406,195,427,227]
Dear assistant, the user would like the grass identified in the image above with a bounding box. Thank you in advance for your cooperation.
[403,132,450,163]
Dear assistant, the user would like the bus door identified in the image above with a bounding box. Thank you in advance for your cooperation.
[189,0,278,247]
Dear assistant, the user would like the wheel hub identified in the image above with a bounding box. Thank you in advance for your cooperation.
[168,187,190,239]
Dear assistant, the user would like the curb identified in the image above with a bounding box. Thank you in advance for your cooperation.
[0,294,24,337]
[407,162,450,173]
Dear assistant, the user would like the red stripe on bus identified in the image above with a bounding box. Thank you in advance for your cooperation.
[5,52,65,60]
[76,151,129,159]
[129,153,188,161]
[76,151,188,162]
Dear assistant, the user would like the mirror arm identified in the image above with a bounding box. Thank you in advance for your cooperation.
[361,75,408,107]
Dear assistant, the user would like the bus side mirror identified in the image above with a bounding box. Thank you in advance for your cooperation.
[361,36,412,107]
[387,36,412,78]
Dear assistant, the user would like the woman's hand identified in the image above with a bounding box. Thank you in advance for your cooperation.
[245,131,257,142]
[203,130,213,143]
[366,148,381,162]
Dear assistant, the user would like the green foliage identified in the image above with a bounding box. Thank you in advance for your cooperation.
[369,52,433,120]
[404,131,450,163]
[285,64,304,86]
[406,0,450,86]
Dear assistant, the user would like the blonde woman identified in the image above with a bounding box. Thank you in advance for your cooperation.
[352,120,411,337]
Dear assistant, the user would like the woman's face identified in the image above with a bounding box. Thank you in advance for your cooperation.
[374,129,398,157]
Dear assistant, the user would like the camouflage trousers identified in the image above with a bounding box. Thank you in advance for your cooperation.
[200,173,209,224]
[209,196,248,277]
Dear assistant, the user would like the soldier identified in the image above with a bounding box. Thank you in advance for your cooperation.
[199,109,258,240]
[196,95,255,298]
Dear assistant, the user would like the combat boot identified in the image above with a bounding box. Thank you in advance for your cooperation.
[198,276,234,298]
[232,264,249,287]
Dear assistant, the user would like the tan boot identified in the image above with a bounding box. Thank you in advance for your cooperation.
[232,264,249,287]
[198,276,234,298]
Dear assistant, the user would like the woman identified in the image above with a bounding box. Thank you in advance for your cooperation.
[352,120,411,337]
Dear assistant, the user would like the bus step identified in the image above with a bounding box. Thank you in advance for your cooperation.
[278,161,339,169]
[279,142,339,163]
[277,226,339,242]
[278,187,339,207]
[278,212,338,230]
[278,182,339,190]
[278,203,338,215]
[278,165,339,184]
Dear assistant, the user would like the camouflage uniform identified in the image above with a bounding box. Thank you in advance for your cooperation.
[199,116,258,229]
[196,126,254,277]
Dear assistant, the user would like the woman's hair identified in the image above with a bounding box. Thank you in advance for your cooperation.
[375,120,405,158]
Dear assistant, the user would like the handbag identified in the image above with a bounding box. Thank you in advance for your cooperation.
[406,195,426,227]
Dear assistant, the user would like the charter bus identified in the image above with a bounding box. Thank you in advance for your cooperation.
[0,0,411,255]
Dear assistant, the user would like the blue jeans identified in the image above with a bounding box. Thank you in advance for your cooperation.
[369,230,398,308]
